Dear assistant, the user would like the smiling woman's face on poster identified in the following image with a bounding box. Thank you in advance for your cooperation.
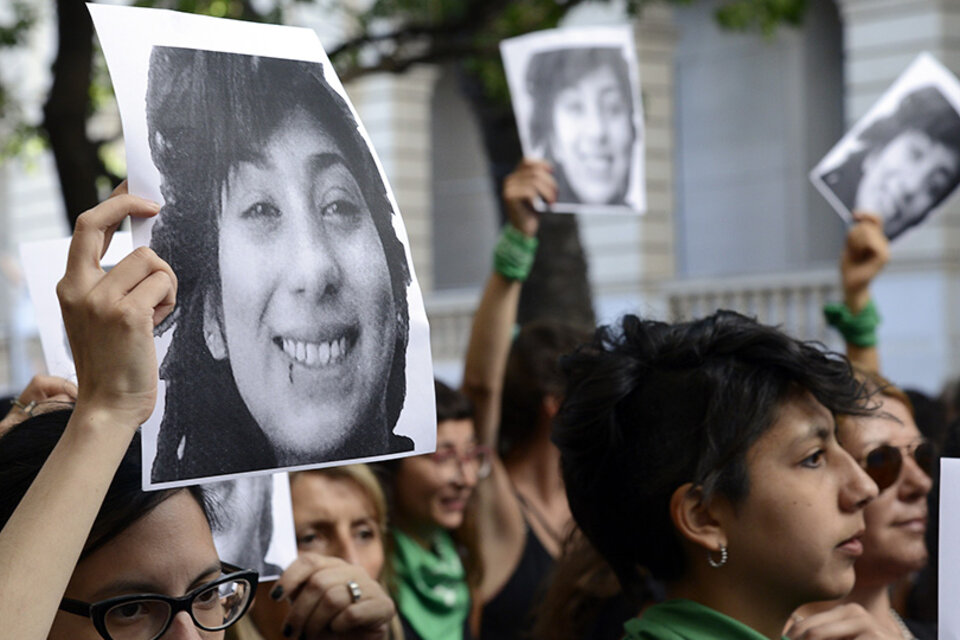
[144,47,419,484]
[215,107,398,459]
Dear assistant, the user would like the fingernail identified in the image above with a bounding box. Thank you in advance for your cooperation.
[282,624,293,638]
[270,585,284,601]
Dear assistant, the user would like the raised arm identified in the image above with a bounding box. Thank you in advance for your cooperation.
[829,213,889,373]
[0,187,174,639]
[461,159,555,447]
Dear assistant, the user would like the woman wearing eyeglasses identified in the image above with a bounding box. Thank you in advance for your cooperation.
[788,215,936,639]
[0,190,395,640]
[375,380,489,640]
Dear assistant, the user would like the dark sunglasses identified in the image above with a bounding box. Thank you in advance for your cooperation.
[862,440,937,493]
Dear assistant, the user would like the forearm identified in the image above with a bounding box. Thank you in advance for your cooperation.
[0,406,135,639]
[462,271,522,449]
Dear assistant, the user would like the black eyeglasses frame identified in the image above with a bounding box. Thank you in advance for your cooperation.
[57,562,258,640]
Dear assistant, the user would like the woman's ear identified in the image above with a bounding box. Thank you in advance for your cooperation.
[202,288,228,360]
[669,482,726,554]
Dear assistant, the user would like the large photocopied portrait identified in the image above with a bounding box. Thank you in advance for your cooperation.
[146,47,415,483]
[88,5,437,490]
[501,26,646,215]
[811,54,960,240]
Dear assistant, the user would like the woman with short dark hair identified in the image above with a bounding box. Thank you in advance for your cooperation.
[554,311,879,639]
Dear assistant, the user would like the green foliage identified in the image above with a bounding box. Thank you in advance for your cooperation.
[715,0,808,35]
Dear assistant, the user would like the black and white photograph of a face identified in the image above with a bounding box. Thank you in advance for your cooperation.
[207,474,297,581]
[811,54,960,240]
[88,5,436,490]
[501,26,645,214]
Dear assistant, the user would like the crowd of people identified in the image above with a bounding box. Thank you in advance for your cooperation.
[0,44,954,640]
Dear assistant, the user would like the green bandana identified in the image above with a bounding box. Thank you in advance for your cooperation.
[392,528,469,640]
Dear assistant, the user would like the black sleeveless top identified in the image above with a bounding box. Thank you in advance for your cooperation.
[480,522,554,640]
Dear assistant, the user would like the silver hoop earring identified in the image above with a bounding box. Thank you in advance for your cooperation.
[707,544,728,568]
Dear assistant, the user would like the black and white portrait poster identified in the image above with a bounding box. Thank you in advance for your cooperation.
[208,474,297,581]
[19,233,132,381]
[89,4,436,490]
[811,53,960,240]
[501,26,645,215]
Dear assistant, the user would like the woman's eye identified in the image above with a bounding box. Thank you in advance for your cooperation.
[241,201,280,219]
[297,533,317,547]
[194,586,222,610]
[107,601,152,625]
[355,526,377,542]
[321,199,360,218]
[801,450,825,468]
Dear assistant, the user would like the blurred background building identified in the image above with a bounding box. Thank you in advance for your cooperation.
[2,0,959,396]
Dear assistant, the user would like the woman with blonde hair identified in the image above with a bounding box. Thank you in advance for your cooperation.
[231,465,404,640]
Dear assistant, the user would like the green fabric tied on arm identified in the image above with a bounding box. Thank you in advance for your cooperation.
[392,528,469,640]
[823,299,881,347]
[493,224,539,282]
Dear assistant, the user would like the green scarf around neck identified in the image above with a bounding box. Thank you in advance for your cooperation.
[392,527,470,640]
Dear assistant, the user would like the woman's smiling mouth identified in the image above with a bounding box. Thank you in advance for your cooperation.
[275,329,358,368]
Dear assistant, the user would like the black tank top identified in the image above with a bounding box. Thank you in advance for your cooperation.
[480,522,554,640]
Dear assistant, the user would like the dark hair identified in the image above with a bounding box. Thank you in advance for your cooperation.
[0,409,210,560]
[525,47,635,153]
[145,47,412,479]
[500,320,590,458]
[859,85,960,153]
[435,379,473,423]
[553,311,870,603]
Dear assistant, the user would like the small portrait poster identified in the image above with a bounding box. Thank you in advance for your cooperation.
[88,4,436,490]
[810,53,960,240]
[501,26,646,215]
[19,232,132,382]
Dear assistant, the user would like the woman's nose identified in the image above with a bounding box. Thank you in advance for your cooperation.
[840,449,879,511]
[899,452,934,499]
[161,611,204,639]
[287,213,343,299]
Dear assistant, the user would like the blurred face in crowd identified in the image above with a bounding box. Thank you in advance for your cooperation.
[394,419,485,532]
[838,395,933,586]
[210,107,397,463]
[710,394,878,605]
[856,129,960,232]
[50,491,225,640]
[550,64,634,205]
[291,472,385,580]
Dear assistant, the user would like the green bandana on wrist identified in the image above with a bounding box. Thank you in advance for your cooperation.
[493,224,539,282]
[823,299,881,347]
[392,528,469,640]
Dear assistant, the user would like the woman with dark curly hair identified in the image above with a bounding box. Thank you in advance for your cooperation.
[145,47,413,482]
[554,311,881,639]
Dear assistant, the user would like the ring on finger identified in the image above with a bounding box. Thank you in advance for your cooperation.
[12,399,36,416]
[346,580,362,603]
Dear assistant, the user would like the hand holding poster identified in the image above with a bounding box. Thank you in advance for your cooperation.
[17,232,296,580]
[87,4,436,489]
[811,53,960,240]
[501,26,646,215]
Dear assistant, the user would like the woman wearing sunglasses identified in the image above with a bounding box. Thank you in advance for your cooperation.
[789,216,936,639]
[0,189,395,640]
